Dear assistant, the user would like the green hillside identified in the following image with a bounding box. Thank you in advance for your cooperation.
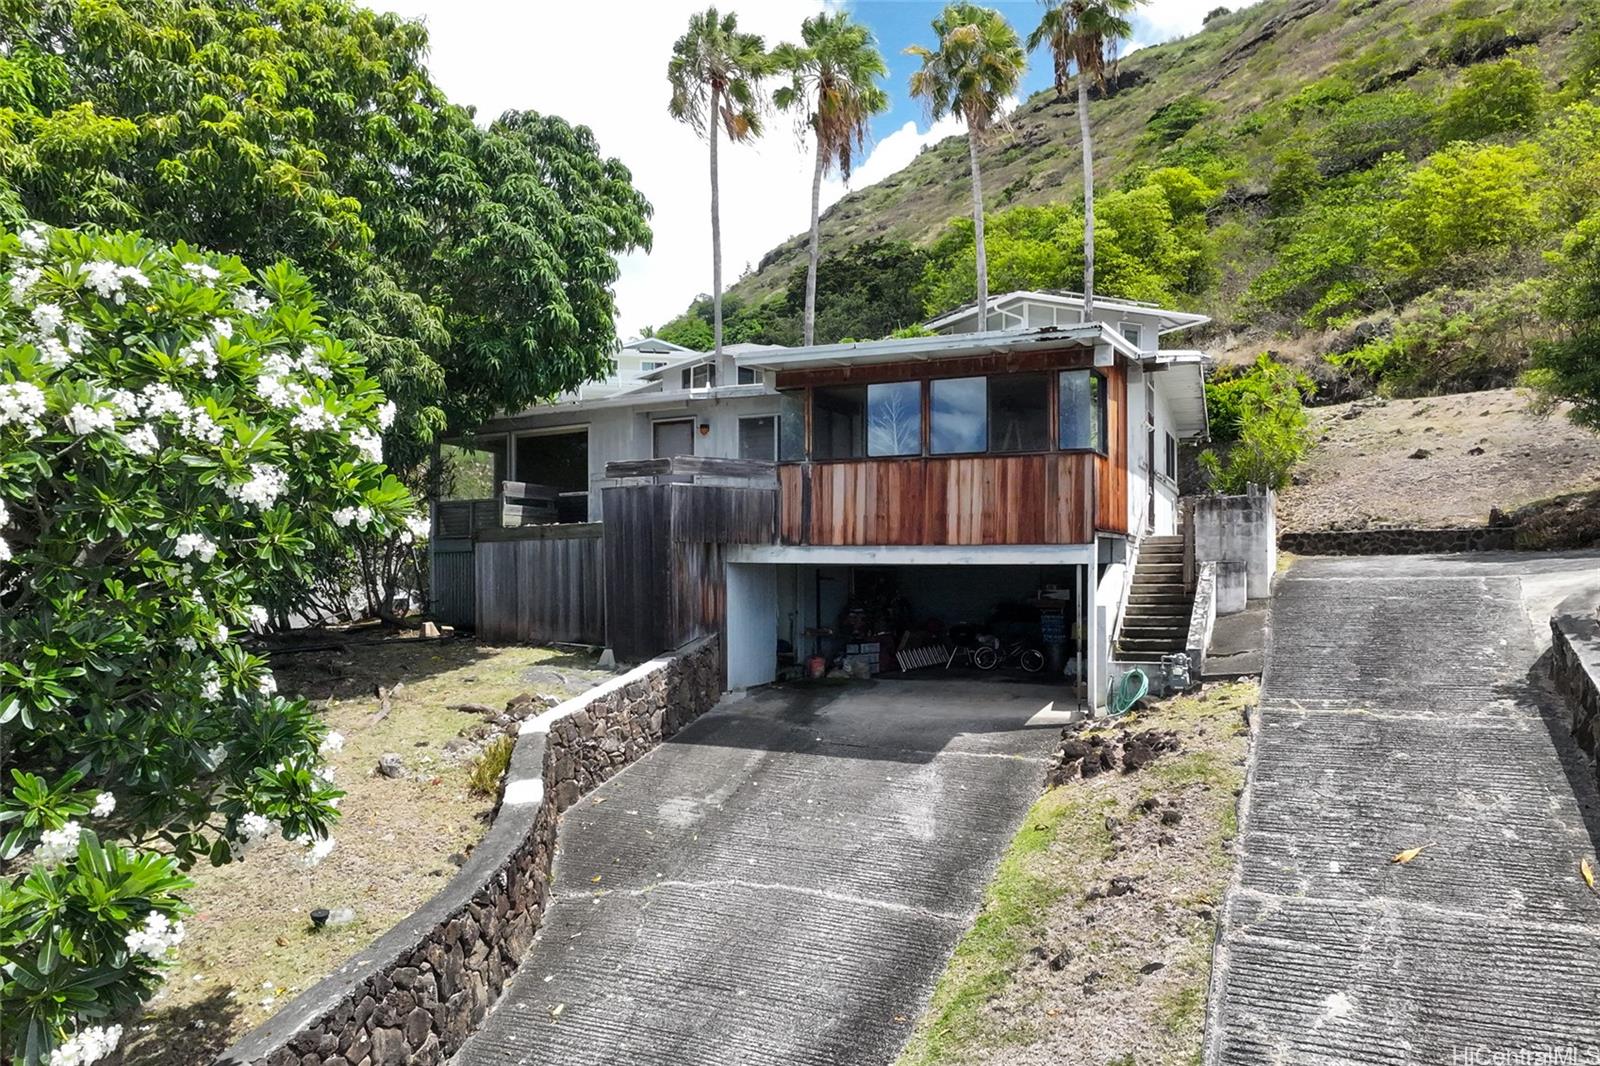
[657,0,1599,400]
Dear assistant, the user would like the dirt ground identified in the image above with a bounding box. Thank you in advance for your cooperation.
[1279,388,1600,532]
[898,681,1256,1066]
[121,632,613,1066]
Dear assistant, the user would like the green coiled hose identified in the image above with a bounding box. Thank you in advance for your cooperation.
[1109,668,1149,716]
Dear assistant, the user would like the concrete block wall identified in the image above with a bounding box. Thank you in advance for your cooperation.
[218,637,721,1066]
[1192,489,1276,605]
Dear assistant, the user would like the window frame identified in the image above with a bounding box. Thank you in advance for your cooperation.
[737,414,779,461]
[650,417,696,459]
[1057,369,1109,456]
[1119,321,1144,351]
[928,375,989,456]
[1164,431,1178,481]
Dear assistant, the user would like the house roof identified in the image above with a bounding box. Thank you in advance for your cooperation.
[634,342,789,382]
[923,289,1211,335]
[730,321,1142,372]
[621,336,694,355]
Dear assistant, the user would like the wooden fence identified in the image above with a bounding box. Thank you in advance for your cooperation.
[474,523,605,645]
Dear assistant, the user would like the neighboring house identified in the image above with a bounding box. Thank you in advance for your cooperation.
[430,290,1210,710]
[613,336,694,379]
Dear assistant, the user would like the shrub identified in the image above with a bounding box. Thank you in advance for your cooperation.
[1436,55,1544,141]
[1328,281,1548,394]
[1529,214,1600,430]
[1267,148,1323,215]
[1385,142,1547,270]
[0,223,418,1063]
[1317,90,1435,175]
[1142,95,1216,149]
[468,735,517,798]
[1199,355,1314,493]
[1204,6,1231,24]
[1438,16,1515,66]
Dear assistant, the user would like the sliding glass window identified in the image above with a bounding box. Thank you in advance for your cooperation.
[989,372,1050,453]
[1059,370,1107,453]
[778,390,806,461]
[930,377,986,454]
[866,381,922,457]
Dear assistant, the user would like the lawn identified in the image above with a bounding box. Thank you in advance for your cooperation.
[896,681,1257,1066]
[120,632,613,1066]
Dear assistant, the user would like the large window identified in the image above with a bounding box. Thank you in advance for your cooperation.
[813,385,866,460]
[930,377,986,454]
[439,439,506,500]
[681,364,715,389]
[989,372,1050,453]
[514,429,588,521]
[738,415,777,460]
[778,390,806,461]
[1059,370,1107,453]
[737,365,759,385]
[867,381,921,456]
[652,418,695,458]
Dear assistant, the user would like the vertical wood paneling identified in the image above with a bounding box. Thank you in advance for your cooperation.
[475,529,605,645]
[1096,360,1130,534]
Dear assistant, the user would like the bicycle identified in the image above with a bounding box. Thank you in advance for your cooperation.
[973,640,1045,673]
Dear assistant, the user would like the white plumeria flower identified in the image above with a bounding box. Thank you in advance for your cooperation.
[0,497,8,527]
[319,731,344,754]
[377,401,396,429]
[124,911,185,958]
[18,226,46,253]
[9,265,41,303]
[47,1024,122,1066]
[31,302,64,334]
[90,792,115,818]
[183,261,222,283]
[223,463,288,510]
[0,535,11,563]
[0,381,46,433]
[121,425,159,456]
[302,835,336,867]
[173,532,218,563]
[245,604,269,628]
[65,404,114,435]
[258,672,277,697]
[350,427,383,464]
[404,514,430,540]
[232,286,268,314]
[36,821,82,865]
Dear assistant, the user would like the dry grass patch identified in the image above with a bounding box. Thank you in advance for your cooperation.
[121,634,612,1066]
[897,681,1257,1066]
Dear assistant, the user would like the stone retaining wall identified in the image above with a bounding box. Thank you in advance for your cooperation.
[217,636,721,1066]
[1278,526,1516,556]
[1551,594,1600,783]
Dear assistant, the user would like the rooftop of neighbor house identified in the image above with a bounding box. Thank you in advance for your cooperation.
[923,289,1212,334]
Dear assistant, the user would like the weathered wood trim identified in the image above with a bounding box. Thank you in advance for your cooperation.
[773,344,1095,390]
[474,522,604,543]
[604,455,777,480]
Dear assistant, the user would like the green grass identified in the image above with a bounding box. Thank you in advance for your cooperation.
[896,787,1118,1065]
[468,733,516,797]
[896,681,1257,1066]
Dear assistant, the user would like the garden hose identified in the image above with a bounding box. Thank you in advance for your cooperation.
[1109,668,1149,716]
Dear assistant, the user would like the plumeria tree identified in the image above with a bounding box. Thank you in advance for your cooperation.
[0,223,420,1065]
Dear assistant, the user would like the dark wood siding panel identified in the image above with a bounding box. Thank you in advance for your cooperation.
[1096,360,1130,534]
[475,529,605,645]
[775,344,1096,390]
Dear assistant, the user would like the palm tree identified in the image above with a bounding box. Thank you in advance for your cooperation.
[907,3,1026,327]
[1029,0,1140,316]
[774,13,890,347]
[668,8,769,358]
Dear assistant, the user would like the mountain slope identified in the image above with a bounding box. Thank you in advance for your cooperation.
[660,0,1594,382]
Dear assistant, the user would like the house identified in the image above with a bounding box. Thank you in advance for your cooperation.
[613,336,694,379]
[429,290,1211,710]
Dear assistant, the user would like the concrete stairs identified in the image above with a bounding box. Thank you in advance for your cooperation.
[1115,535,1194,666]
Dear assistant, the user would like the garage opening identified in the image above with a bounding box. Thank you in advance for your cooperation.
[753,563,1092,704]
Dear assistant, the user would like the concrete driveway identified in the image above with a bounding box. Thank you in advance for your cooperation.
[1207,552,1600,1065]
[456,678,1073,1066]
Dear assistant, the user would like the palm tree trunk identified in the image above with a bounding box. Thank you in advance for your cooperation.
[1078,73,1096,316]
[803,138,826,347]
[968,127,988,327]
[710,83,724,357]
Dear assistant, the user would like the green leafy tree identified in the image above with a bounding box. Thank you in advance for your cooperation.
[1384,142,1546,271]
[1436,55,1544,142]
[907,2,1026,324]
[0,224,417,1063]
[783,238,928,342]
[668,7,769,359]
[1267,147,1322,215]
[1530,213,1600,429]
[1029,0,1142,314]
[1200,355,1314,492]
[773,13,889,347]
[1317,89,1436,175]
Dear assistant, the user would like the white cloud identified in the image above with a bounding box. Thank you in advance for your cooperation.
[379,0,1262,339]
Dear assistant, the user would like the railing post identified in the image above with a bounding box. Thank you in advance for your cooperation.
[1182,499,1197,592]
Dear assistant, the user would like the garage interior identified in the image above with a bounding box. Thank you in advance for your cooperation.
[754,562,1094,704]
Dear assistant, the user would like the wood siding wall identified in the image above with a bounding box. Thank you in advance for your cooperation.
[1095,361,1129,535]
[778,454,1094,546]
[602,483,776,666]
[474,525,605,645]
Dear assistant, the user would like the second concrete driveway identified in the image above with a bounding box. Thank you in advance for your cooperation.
[456,678,1073,1066]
